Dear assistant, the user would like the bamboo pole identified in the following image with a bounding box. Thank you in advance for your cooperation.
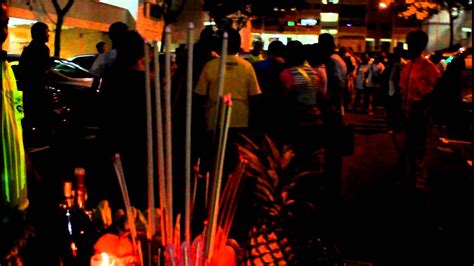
[185,22,194,245]
[112,154,139,258]
[164,26,174,242]
[212,32,228,140]
[205,94,233,260]
[144,41,156,241]
[152,39,168,246]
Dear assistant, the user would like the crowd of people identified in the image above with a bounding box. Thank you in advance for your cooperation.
[1,0,448,260]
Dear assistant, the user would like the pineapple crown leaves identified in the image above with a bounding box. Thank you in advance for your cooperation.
[237,134,319,216]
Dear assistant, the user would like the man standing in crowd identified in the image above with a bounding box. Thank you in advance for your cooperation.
[195,28,261,141]
[319,33,347,119]
[253,40,286,140]
[399,30,441,190]
[95,41,108,58]
[194,28,261,242]
[18,22,51,147]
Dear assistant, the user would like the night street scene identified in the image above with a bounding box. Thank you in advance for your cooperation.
[1,0,472,265]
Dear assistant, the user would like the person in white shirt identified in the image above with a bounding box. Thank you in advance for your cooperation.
[366,56,385,114]
[89,22,128,78]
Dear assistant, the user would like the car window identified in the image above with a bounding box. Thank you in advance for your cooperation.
[71,56,96,70]
[52,58,95,78]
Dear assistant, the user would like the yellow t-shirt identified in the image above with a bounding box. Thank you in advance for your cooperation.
[195,55,261,130]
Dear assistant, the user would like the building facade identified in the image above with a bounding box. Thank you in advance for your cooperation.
[248,0,420,53]
[5,0,164,58]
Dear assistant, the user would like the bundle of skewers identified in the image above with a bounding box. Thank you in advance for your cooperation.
[93,24,245,266]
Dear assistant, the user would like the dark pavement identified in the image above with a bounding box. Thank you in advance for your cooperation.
[336,109,474,265]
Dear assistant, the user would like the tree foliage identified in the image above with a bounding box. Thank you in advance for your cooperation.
[203,0,309,30]
[396,0,471,20]
[395,0,471,47]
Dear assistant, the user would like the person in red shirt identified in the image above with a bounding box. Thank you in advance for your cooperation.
[399,30,441,190]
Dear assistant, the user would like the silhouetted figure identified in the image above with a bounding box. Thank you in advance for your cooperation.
[247,40,264,65]
[319,33,347,122]
[399,30,441,190]
[90,21,128,78]
[385,47,405,133]
[18,22,52,147]
[101,30,149,211]
[279,40,325,155]
[253,40,286,141]
[353,52,371,113]
[95,41,108,57]
[192,26,218,87]
[366,55,385,114]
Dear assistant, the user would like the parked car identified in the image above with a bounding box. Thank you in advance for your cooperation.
[432,47,472,139]
[7,54,100,147]
[68,54,97,71]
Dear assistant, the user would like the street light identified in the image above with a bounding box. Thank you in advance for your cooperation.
[379,2,388,9]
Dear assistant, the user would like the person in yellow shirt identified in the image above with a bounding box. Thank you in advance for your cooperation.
[195,28,262,132]
[195,28,262,243]
[194,27,262,179]
[1,0,28,210]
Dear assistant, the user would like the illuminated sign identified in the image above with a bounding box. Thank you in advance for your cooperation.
[320,13,339,22]
[300,19,319,26]
[287,21,296,27]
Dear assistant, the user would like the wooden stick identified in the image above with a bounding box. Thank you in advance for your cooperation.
[185,22,194,245]
[195,241,201,266]
[204,172,210,210]
[164,25,174,243]
[221,163,246,248]
[157,248,161,266]
[152,39,167,245]
[112,154,139,257]
[144,40,156,241]
[204,94,233,260]
[191,159,200,216]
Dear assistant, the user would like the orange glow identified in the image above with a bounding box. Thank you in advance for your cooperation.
[379,2,388,9]
[71,242,78,257]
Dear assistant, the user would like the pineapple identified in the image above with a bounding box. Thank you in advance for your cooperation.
[237,135,325,265]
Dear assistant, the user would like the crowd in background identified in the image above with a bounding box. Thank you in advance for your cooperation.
[2,8,451,259]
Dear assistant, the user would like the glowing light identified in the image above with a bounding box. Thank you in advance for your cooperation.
[203,21,216,26]
[320,13,339,22]
[379,2,388,9]
[101,253,109,266]
[8,17,37,26]
[300,19,318,26]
